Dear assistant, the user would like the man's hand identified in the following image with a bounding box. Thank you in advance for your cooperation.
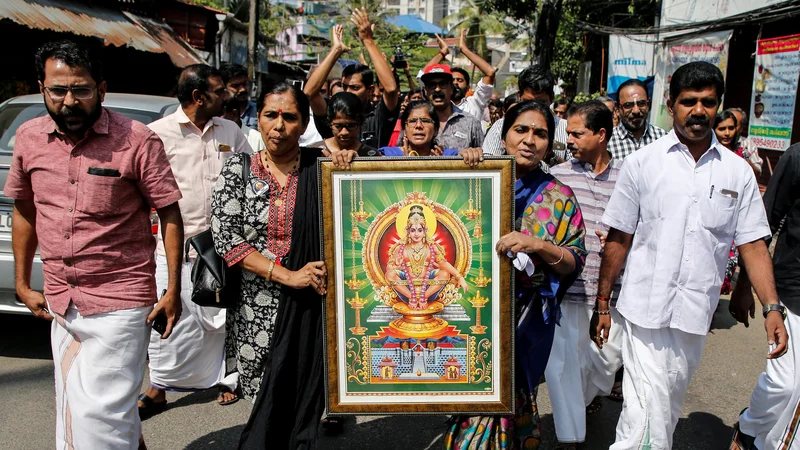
[595,230,607,252]
[18,287,53,321]
[435,33,450,56]
[147,289,181,339]
[351,7,375,41]
[331,24,350,54]
[765,311,788,359]
[729,278,756,327]
[591,311,611,349]
[457,28,468,51]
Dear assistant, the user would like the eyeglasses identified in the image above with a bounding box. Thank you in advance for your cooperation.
[406,117,435,126]
[424,81,451,90]
[620,100,648,111]
[44,86,95,101]
[332,122,359,131]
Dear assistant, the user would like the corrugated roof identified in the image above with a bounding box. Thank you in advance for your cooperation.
[0,0,204,67]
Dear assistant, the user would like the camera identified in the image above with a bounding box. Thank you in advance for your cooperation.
[392,46,408,70]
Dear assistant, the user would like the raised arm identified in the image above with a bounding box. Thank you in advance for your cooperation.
[424,34,451,67]
[351,8,399,111]
[304,24,350,116]
[457,28,496,85]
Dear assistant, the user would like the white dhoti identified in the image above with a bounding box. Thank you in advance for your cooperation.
[147,255,236,391]
[739,306,800,450]
[52,303,151,450]
[611,317,706,450]
[545,302,624,443]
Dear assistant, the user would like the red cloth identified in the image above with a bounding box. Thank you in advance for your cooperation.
[388,118,402,147]
[3,108,182,316]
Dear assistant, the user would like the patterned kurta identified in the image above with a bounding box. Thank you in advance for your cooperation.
[445,169,587,450]
[211,152,298,400]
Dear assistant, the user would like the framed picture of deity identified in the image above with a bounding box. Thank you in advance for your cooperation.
[319,157,515,415]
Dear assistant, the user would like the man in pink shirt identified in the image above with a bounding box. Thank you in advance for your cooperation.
[4,40,184,450]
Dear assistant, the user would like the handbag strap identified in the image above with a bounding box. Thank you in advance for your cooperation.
[184,153,252,261]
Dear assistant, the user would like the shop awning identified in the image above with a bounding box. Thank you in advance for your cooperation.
[0,0,204,67]
[387,15,447,35]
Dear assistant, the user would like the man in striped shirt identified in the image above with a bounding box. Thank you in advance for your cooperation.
[547,100,625,448]
[607,78,666,160]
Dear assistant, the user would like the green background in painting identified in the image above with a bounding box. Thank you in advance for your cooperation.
[339,177,495,394]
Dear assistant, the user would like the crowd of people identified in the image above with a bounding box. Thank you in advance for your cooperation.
[5,7,799,450]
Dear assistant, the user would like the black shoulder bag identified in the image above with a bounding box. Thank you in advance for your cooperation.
[185,154,250,308]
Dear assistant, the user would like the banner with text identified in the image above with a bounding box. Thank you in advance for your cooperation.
[607,35,655,97]
[653,31,732,130]
[748,34,800,151]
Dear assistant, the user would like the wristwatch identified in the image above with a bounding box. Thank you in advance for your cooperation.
[762,304,787,320]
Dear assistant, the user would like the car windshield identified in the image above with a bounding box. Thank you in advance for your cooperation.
[0,104,163,152]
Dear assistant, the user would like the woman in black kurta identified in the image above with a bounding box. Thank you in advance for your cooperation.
[211,82,353,449]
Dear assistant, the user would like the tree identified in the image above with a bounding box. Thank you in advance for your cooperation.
[441,0,507,61]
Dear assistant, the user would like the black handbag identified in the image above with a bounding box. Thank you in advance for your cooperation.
[185,154,250,308]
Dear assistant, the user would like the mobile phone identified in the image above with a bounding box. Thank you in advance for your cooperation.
[152,290,168,336]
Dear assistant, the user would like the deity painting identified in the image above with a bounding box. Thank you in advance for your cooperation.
[385,204,469,311]
[322,162,515,414]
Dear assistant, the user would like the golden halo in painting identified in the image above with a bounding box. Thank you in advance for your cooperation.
[395,203,437,238]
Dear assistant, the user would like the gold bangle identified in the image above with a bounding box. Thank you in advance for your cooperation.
[548,247,565,266]
[266,260,276,282]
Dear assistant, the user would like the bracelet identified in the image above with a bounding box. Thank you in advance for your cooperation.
[593,308,610,316]
[548,247,564,266]
[595,295,611,303]
[266,260,276,282]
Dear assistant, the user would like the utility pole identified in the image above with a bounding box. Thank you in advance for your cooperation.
[248,0,260,81]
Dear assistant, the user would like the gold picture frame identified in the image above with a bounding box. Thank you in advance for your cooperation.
[319,157,515,415]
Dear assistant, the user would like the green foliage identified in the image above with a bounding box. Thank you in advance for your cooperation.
[503,76,518,90]
[550,2,582,83]
[572,90,606,103]
[441,0,508,61]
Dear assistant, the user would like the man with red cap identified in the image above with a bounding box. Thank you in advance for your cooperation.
[420,63,484,152]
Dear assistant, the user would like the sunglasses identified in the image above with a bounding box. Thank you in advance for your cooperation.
[620,100,648,110]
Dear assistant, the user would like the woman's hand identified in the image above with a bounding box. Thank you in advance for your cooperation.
[431,144,444,156]
[459,147,484,167]
[495,231,543,257]
[328,149,357,169]
[286,261,328,295]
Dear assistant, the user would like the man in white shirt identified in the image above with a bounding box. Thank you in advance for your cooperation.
[140,64,252,416]
[594,61,788,450]
[483,65,568,161]
[424,29,495,121]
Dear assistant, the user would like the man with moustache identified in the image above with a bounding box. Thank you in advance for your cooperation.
[424,29,496,122]
[4,40,184,449]
[420,63,484,151]
[595,61,787,449]
[304,10,400,149]
[607,78,666,160]
[547,101,625,449]
[219,61,258,128]
[140,64,251,415]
